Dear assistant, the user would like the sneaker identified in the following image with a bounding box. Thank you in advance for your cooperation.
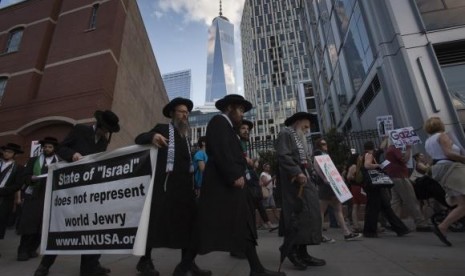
[344,232,362,241]
[321,235,336,243]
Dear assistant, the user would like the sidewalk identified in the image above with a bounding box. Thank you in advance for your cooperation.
[1,227,464,275]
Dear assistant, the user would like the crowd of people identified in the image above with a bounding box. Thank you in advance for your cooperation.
[0,95,464,276]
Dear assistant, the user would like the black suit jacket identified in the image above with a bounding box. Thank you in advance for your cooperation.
[57,124,109,161]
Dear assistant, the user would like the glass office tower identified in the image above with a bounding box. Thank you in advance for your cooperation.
[162,69,192,100]
[205,7,237,103]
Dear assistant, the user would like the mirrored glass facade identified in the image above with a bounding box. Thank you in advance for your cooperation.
[205,15,237,103]
[162,69,192,100]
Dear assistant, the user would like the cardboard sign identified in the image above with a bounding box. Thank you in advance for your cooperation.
[314,155,352,203]
[389,127,421,148]
[376,115,394,137]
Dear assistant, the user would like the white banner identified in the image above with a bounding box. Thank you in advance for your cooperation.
[314,155,352,203]
[388,126,421,148]
[41,145,157,255]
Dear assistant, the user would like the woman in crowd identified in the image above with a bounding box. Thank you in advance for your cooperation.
[362,141,409,238]
[424,117,465,246]
[346,153,366,232]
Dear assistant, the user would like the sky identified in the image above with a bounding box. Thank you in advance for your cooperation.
[0,0,246,107]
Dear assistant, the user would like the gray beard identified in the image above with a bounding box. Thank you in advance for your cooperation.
[173,119,190,138]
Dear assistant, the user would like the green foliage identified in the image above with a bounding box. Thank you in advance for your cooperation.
[257,150,277,175]
[325,128,351,171]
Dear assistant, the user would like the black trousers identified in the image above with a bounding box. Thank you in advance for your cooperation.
[40,254,101,271]
[18,233,41,254]
[363,187,409,234]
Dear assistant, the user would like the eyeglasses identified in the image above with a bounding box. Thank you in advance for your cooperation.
[175,109,189,115]
[320,142,327,146]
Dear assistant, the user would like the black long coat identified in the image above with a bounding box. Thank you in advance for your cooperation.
[195,115,256,254]
[135,124,196,248]
[0,162,24,239]
[57,124,109,162]
[18,155,58,235]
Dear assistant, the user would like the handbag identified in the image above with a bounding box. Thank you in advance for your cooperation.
[261,186,270,199]
[366,169,394,188]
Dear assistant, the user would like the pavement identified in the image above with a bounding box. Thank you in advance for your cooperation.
[1,225,464,276]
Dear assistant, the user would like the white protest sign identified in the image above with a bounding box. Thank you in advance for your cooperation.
[388,127,421,148]
[41,145,157,255]
[30,140,41,157]
[376,115,394,137]
[314,155,352,203]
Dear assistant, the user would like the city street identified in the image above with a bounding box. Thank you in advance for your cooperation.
[1,226,464,276]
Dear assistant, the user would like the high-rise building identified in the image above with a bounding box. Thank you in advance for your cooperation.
[205,0,237,103]
[300,0,465,146]
[162,69,192,100]
[241,0,314,139]
[0,0,168,162]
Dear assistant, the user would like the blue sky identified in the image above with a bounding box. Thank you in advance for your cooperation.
[0,0,245,107]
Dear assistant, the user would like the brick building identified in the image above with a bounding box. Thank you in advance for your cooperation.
[0,0,168,163]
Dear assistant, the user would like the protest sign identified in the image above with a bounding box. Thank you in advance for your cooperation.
[41,145,157,255]
[314,155,352,203]
[376,115,394,137]
[388,126,421,148]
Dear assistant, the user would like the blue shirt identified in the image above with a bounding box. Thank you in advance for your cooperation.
[193,150,208,188]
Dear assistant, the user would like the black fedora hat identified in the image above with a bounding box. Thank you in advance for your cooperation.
[241,119,254,130]
[94,110,120,133]
[39,136,59,146]
[215,94,252,112]
[162,97,193,118]
[1,142,24,154]
[284,112,318,127]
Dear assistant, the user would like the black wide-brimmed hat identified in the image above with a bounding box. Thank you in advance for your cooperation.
[94,110,120,133]
[284,112,318,127]
[39,136,59,146]
[162,97,194,118]
[241,119,254,130]
[1,142,24,154]
[215,94,252,112]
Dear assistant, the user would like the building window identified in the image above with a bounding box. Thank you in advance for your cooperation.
[89,4,99,29]
[0,77,7,104]
[416,0,465,31]
[5,28,23,53]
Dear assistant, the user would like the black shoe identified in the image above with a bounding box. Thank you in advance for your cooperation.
[136,257,160,276]
[287,252,307,270]
[299,255,326,266]
[250,269,286,276]
[29,251,39,258]
[17,251,30,261]
[190,262,212,276]
[80,264,111,276]
[230,251,246,259]
[396,230,411,237]
[433,224,452,246]
[34,265,49,276]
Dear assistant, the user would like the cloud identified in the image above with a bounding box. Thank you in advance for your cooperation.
[156,0,244,27]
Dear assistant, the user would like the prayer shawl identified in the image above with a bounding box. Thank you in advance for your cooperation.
[0,162,13,188]
[286,127,308,167]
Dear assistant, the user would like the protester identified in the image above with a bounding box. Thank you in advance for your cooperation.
[34,110,120,276]
[17,137,59,261]
[195,95,284,276]
[385,142,431,232]
[313,138,362,242]
[0,143,25,258]
[193,136,208,198]
[362,141,410,238]
[275,112,325,270]
[345,153,366,233]
[134,97,211,276]
[424,117,465,246]
[260,163,280,228]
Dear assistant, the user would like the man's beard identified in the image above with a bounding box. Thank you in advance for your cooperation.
[173,118,190,137]
[296,128,310,156]
[43,151,55,157]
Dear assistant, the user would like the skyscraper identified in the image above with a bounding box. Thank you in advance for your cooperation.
[241,0,313,139]
[162,69,192,100]
[205,0,237,103]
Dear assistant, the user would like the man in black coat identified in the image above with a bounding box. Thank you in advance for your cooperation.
[134,97,211,276]
[17,137,60,261]
[0,142,25,257]
[34,110,120,276]
[195,94,285,276]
